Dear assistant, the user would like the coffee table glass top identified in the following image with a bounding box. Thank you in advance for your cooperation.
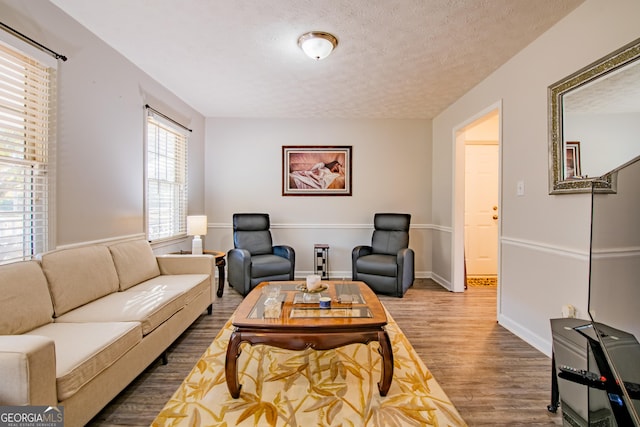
[245,281,376,321]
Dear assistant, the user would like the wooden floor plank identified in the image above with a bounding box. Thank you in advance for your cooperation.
[88,279,562,426]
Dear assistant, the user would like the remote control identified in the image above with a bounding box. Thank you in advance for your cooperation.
[558,365,607,389]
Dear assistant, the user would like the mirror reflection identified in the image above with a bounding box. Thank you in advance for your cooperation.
[563,59,640,179]
[548,37,640,194]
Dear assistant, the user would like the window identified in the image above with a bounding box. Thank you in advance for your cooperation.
[0,42,56,264]
[145,109,188,241]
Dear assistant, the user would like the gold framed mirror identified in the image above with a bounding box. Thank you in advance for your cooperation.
[548,37,640,194]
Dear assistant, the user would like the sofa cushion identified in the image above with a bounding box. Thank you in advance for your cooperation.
[26,321,142,401]
[40,245,120,317]
[54,289,187,335]
[0,261,54,334]
[128,274,210,304]
[108,239,160,290]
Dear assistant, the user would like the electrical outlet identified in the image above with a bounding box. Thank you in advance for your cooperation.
[562,304,576,318]
[516,180,525,196]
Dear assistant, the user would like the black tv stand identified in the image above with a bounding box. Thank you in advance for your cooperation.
[549,318,639,426]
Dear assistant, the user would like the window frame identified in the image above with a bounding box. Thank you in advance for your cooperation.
[144,109,189,243]
[0,37,56,264]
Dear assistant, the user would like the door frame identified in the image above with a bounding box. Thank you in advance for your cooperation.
[452,101,502,297]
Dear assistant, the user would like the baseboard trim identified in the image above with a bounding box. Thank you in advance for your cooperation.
[498,313,552,357]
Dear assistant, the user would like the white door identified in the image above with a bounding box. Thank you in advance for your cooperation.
[465,143,499,275]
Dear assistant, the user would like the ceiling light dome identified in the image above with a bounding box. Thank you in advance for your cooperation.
[298,31,338,60]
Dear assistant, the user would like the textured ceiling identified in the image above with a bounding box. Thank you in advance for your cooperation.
[51,0,584,119]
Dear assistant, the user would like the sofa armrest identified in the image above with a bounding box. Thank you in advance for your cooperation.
[156,255,214,275]
[0,335,57,405]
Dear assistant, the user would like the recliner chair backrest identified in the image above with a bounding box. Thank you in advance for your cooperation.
[233,213,273,255]
[371,213,411,255]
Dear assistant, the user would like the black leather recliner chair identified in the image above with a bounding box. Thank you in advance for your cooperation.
[227,213,295,297]
[352,213,414,297]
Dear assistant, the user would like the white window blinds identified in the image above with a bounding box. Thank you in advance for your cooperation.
[0,43,55,264]
[145,110,188,241]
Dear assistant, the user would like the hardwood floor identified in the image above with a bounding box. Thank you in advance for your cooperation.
[88,279,562,426]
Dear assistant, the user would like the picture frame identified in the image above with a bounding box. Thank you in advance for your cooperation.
[282,146,352,196]
[565,141,582,179]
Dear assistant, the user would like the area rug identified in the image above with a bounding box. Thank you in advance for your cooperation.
[152,309,467,427]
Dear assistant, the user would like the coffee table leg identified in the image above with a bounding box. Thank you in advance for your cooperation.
[377,329,394,396]
[225,329,243,398]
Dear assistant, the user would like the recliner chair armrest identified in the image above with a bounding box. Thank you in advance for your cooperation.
[396,248,415,297]
[352,245,373,280]
[397,247,414,262]
[273,245,295,261]
[352,245,373,258]
[273,245,295,280]
[228,248,251,293]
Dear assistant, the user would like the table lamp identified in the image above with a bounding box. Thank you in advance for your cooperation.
[186,215,207,255]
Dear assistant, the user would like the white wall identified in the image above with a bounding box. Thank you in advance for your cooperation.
[432,0,640,355]
[0,1,206,250]
[203,118,432,278]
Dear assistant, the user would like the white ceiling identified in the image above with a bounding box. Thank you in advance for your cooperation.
[51,0,584,119]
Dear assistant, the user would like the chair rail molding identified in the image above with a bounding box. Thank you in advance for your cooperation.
[210,222,435,230]
[500,236,588,260]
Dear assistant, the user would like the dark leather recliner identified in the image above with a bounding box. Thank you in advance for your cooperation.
[227,213,295,297]
[352,213,414,297]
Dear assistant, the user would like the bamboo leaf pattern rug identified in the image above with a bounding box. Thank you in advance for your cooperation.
[153,309,466,427]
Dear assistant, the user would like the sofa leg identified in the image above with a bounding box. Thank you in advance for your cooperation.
[160,352,168,365]
[207,303,213,315]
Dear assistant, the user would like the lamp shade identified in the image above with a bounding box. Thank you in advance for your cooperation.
[186,215,207,236]
[298,32,338,60]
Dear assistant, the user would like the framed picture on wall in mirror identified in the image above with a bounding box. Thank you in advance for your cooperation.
[565,141,582,179]
[282,146,352,196]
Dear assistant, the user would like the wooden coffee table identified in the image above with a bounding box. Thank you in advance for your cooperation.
[225,280,393,398]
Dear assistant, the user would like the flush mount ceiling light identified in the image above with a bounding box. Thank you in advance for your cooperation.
[297,31,338,60]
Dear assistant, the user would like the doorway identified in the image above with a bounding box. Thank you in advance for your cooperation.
[452,104,501,294]
[464,114,499,286]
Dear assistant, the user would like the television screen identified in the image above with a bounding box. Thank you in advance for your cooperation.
[589,155,640,424]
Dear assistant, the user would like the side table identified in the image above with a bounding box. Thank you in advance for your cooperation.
[172,250,226,297]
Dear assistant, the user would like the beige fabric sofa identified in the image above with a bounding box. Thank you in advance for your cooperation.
[0,239,214,427]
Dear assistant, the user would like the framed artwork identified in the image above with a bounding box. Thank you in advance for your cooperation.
[565,141,581,179]
[282,146,352,196]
